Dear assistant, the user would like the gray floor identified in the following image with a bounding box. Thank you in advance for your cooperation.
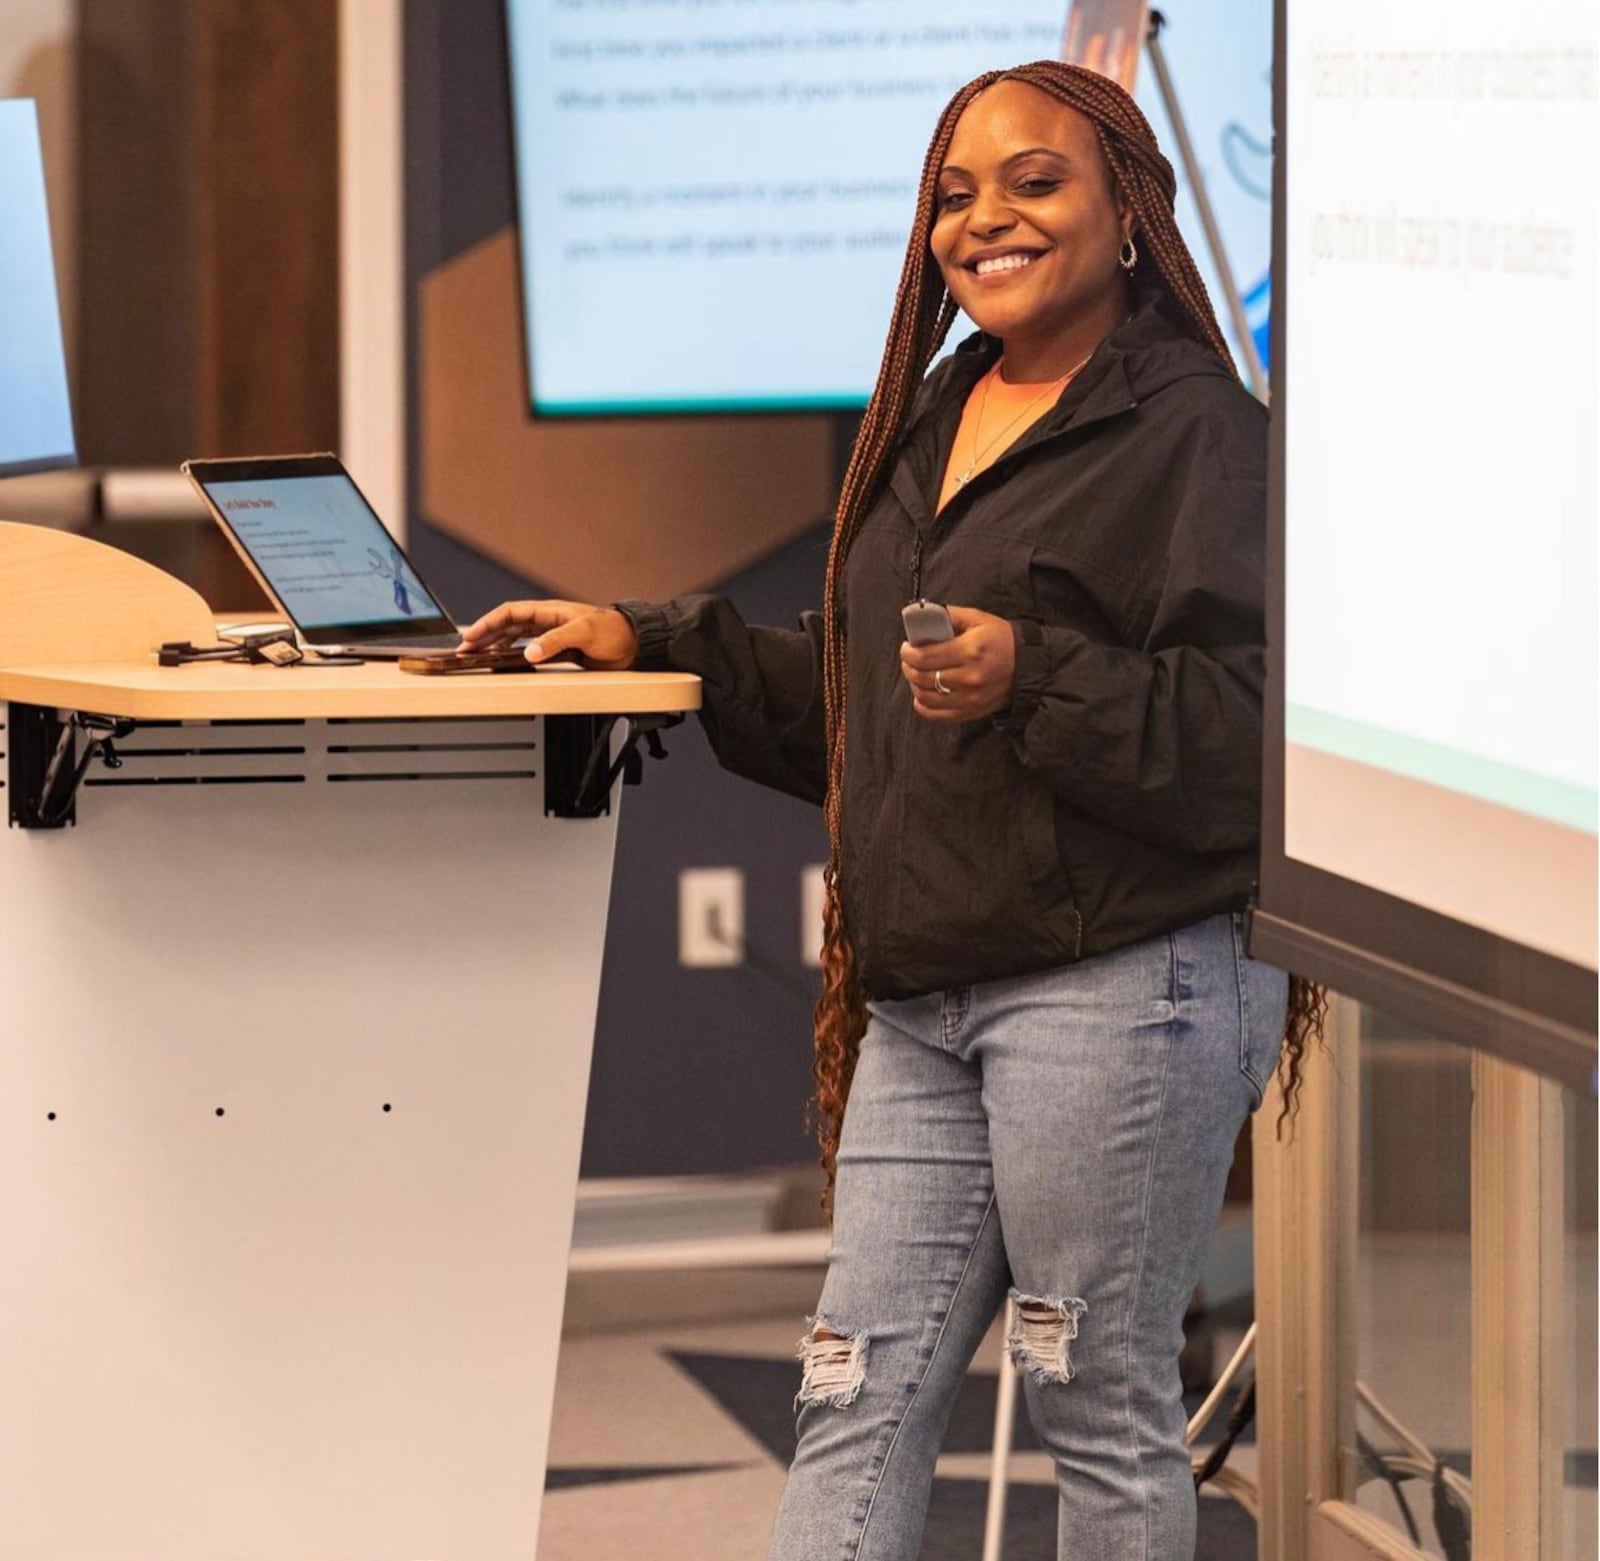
[537,1266,1259,1560]
[536,1235,1598,1559]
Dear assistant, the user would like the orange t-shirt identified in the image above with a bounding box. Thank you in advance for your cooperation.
[937,362,1071,513]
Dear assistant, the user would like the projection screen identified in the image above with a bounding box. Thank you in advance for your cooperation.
[504,0,1272,414]
[1253,0,1598,1084]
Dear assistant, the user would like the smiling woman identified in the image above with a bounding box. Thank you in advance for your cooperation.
[461,58,1323,1561]
[930,83,1132,381]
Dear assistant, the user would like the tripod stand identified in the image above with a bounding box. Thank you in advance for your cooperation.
[1143,7,1270,401]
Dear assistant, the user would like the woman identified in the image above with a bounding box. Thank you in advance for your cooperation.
[464,60,1321,1561]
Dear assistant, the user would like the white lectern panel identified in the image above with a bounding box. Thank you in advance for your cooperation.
[0,714,613,1561]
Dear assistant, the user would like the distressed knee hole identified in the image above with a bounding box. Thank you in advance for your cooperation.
[1006,1291,1088,1385]
[794,1316,869,1408]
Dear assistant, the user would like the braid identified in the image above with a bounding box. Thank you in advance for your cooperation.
[811,71,997,1206]
[812,62,1324,1207]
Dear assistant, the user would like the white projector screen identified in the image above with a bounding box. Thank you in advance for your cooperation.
[0,99,74,477]
[1257,0,1597,1073]
[504,0,1273,414]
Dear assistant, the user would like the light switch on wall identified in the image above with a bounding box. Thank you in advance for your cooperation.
[678,867,744,968]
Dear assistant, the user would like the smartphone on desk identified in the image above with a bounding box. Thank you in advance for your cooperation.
[398,649,584,675]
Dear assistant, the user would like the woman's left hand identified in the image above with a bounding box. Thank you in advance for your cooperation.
[900,606,1017,723]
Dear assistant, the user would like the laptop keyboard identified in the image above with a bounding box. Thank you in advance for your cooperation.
[393,633,465,648]
[361,632,464,650]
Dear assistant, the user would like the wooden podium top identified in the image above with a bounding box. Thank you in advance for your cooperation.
[0,520,699,721]
[0,660,700,721]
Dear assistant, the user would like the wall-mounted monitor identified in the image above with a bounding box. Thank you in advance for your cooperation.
[1256,0,1597,1080]
[0,99,75,477]
[504,0,1272,415]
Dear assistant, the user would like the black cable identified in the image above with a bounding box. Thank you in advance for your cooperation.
[571,713,683,812]
[574,714,623,809]
[1192,1378,1256,1489]
[156,636,362,668]
[35,715,136,827]
[1354,1430,1422,1547]
[1431,1461,1472,1561]
[706,905,818,1008]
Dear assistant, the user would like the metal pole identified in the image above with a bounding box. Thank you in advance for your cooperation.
[1144,10,1269,403]
[981,1299,1022,1561]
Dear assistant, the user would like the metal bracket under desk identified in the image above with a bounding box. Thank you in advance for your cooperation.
[6,703,136,830]
[543,710,683,819]
[5,705,686,828]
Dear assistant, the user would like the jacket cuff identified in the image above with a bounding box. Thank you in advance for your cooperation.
[997,618,1052,735]
[611,599,672,670]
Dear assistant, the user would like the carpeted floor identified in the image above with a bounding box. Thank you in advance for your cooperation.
[537,1269,1259,1559]
[538,1182,1596,1558]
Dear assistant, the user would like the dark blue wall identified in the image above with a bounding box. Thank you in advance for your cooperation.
[408,515,832,1178]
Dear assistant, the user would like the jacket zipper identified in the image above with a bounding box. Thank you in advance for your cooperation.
[909,394,1138,593]
[957,392,1138,497]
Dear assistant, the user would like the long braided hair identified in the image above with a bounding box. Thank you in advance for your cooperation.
[812,60,1326,1204]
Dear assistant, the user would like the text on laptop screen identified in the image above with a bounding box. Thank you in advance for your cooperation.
[203,475,446,629]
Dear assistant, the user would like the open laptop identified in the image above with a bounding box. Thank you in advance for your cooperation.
[181,452,468,658]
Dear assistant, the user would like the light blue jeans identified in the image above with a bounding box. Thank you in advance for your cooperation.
[768,912,1288,1561]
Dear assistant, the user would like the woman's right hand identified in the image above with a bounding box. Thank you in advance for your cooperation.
[457,600,641,669]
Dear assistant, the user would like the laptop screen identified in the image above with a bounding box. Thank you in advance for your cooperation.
[199,472,449,631]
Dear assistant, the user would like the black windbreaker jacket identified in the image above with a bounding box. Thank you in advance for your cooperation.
[619,296,1266,1001]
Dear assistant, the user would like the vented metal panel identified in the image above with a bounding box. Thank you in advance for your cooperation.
[78,715,541,789]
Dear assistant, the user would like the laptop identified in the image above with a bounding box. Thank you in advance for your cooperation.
[181,452,469,658]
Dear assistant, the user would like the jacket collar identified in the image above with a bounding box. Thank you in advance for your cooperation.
[888,293,1231,529]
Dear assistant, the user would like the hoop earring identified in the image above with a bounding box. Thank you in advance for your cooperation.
[1118,236,1138,272]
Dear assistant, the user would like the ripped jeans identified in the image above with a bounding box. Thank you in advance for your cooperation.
[768,912,1288,1561]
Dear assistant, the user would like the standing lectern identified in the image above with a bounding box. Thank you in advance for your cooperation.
[0,521,700,1561]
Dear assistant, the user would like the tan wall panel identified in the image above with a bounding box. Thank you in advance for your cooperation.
[192,0,339,457]
[77,0,197,464]
[420,227,835,605]
[75,0,338,467]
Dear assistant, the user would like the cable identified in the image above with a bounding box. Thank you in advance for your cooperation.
[1175,1313,1474,1553]
[155,632,362,668]
[705,905,819,1008]
[1192,1378,1257,1491]
[1357,1382,1473,1509]
[1350,1388,1473,1561]
[1432,1462,1472,1560]
[1355,1430,1422,1547]
[1187,1321,1256,1444]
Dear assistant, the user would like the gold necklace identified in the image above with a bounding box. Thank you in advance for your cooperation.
[952,346,1096,489]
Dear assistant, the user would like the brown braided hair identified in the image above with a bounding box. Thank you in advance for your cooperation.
[812,61,1326,1205]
